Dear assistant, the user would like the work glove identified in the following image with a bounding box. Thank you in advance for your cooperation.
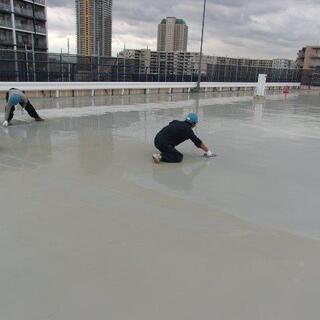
[3,120,9,127]
[204,150,214,157]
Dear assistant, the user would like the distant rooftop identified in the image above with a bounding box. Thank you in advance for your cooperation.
[176,19,186,24]
[160,17,187,25]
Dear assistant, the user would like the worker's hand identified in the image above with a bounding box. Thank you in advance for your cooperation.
[3,120,9,127]
[204,150,214,157]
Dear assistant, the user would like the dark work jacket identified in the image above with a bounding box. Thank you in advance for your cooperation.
[155,120,202,148]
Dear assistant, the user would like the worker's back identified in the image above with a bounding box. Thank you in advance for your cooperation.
[7,88,28,106]
[155,120,201,147]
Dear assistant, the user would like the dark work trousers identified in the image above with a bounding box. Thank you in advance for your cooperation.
[155,140,184,163]
[7,100,41,122]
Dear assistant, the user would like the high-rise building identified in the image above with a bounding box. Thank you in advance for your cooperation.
[76,0,112,57]
[157,17,188,52]
[0,0,47,51]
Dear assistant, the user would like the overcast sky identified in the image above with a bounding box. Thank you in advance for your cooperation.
[47,0,320,59]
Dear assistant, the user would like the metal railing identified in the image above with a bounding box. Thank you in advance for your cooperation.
[14,7,33,17]
[34,0,45,5]
[35,25,46,34]
[0,3,11,11]
[35,11,46,19]
[0,18,12,28]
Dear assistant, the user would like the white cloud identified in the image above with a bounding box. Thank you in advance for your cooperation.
[47,6,76,53]
[47,0,320,59]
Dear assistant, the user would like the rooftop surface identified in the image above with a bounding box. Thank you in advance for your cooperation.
[1,91,320,319]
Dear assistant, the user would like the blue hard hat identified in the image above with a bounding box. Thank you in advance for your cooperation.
[8,94,21,106]
[185,113,198,124]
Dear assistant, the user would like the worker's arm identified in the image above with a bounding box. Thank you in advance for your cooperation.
[200,142,209,152]
[189,130,213,156]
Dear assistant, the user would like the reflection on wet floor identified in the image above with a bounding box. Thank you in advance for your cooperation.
[1,91,256,110]
[2,91,319,236]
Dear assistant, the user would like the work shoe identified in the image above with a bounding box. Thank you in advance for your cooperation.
[152,153,161,164]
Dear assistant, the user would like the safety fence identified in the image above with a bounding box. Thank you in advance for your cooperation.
[0,49,306,84]
[300,68,320,86]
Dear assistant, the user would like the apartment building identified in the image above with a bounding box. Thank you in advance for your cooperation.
[0,0,47,51]
[296,46,320,70]
[272,58,296,69]
[118,49,298,79]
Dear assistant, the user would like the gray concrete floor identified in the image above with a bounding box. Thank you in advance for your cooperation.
[1,91,320,320]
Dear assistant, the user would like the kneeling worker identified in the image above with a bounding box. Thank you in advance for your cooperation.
[3,88,44,127]
[152,113,213,164]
